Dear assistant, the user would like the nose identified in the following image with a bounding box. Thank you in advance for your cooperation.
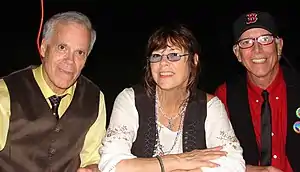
[64,52,76,64]
[253,41,263,53]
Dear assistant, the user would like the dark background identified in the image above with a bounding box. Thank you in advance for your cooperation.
[2,1,300,121]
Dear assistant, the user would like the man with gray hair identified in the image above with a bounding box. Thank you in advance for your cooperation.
[0,11,106,172]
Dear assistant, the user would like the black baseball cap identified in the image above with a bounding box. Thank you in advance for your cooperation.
[233,11,278,42]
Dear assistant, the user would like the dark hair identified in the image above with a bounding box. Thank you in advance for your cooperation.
[143,23,201,98]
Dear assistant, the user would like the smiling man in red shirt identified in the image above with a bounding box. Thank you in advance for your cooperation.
[215,11,300,172]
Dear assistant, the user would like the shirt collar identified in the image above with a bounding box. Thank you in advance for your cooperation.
[247,66,284,95]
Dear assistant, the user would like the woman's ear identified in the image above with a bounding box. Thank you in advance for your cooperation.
[193,54,199,65]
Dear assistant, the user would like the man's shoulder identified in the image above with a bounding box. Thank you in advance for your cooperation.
[281,66,300,80]
[216,82,226,91]
[215,72,246,100]
[1,66,35,80]
[215,74,243,93]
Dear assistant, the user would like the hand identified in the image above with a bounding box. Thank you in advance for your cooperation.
[246,165,283,172]
[175,146,227,170]
[267,166,284,172]
[77,164,100,172]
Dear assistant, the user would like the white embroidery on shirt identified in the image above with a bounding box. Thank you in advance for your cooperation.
[216,130,239,149]
[105,125,132,143]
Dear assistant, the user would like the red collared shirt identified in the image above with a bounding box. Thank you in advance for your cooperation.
[215,68,293,172]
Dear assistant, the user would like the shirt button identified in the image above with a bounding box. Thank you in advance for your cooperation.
[272,132,274,136]
[273,155,277,159]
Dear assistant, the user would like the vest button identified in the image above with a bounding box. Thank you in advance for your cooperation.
[49,147,56,154]
[54,127,61,132]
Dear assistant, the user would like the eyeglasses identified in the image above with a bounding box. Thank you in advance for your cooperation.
[148,53,189,63]
[237,34,275,49]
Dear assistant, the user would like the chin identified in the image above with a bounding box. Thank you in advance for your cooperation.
[157,84,172,90]
[55,79,75,89]
[158,85,182,91]
[56,84,72,90]
[250,70,273,79]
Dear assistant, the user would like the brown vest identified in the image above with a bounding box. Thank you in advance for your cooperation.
[0,67,100,172]
[131,85,207,157]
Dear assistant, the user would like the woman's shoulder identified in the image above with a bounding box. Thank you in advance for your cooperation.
[193,90,221,106]
[113,87,135,103]
[204,93,223,109]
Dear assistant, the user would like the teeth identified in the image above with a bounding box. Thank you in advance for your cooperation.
[160,72,173,76]
[252,58,266,63]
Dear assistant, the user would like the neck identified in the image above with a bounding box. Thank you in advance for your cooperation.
[157,86,189,114]
[248,64,280,90]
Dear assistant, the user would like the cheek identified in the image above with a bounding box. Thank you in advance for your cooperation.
[183,67,190,80]
[176,62,189,76]
[76,59,86,70]
[240,51,251,59]
[240,52,253,65]
[267,48,278,58]
[46,51,64,63]
[43,55,56,69]
[150,64,158,76]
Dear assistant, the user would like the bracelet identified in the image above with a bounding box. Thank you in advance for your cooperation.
[155,155,165,172]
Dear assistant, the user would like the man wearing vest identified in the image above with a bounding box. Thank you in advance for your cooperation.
[0,11,106,172]
[215,11,300,172]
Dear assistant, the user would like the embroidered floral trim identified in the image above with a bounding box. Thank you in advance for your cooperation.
[105,125,132,143]
[216,130,239,150]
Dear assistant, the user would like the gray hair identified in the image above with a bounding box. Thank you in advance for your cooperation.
[42,11,96,55]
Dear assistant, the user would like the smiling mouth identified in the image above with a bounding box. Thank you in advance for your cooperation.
[252,58,267,64]
[59,68,73,74]
[159,71,174,77]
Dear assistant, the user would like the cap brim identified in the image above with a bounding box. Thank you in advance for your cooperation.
[239,25,275,39]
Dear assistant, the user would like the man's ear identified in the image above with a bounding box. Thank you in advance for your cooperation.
[275,37,283,56]
[40,39,47,58]
[233,45,242,62]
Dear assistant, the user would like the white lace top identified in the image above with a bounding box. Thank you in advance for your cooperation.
[99,88,246,172]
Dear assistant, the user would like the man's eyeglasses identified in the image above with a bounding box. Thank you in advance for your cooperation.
[148,53,189,63]
[237,34,275,49]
